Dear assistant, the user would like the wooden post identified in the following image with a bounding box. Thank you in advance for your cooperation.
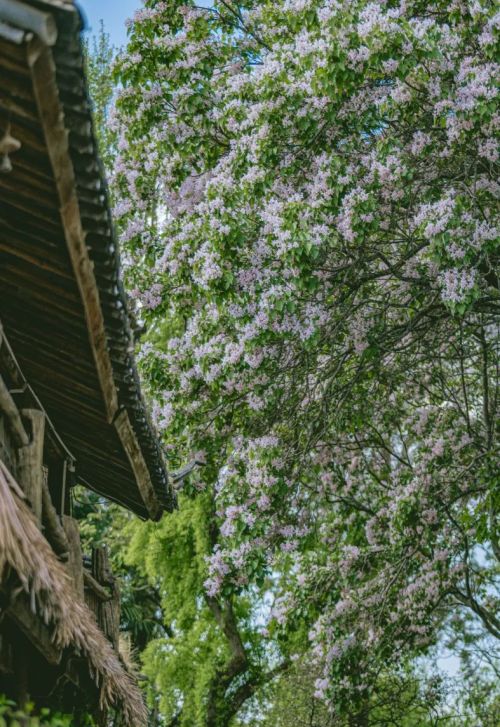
[16,408,45,524]
[41,473,69,559]
[0,374,29,448]
[63,515,84,599]
[92,548,120,651]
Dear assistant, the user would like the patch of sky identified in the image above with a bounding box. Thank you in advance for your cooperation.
[79,0,214,48]
[78,0,139,46]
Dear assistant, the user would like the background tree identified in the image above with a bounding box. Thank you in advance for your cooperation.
[83,27,296,710]
[0,694,95,726]
[245,660,460,727]
[83,21,116,170]
[123,487,290,727]
[84,1,499,724]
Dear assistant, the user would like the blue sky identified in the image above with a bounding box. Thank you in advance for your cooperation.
[78,0,140,47]
[78,0,212,46]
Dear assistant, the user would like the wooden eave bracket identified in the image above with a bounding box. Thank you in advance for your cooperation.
[114,408,162,521]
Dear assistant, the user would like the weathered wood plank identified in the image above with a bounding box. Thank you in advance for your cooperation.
[91,548,120,650]
[0,0,58,46]
[0,633,14,675]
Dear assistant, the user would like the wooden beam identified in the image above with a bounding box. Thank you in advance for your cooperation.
[41,467,69,559]
[26,35,163,520]
[0,633,13,675]
[0,373,29,447]
[114,409,162,520]
[0,20,26,46]
[83,569,112,603]
[91,548,120,650]
[26,38,119,425]
[0,0,57,46]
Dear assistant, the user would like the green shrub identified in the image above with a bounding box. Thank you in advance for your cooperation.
[0,696,94,727]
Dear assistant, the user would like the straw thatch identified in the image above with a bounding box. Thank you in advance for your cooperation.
[0,458,147,726]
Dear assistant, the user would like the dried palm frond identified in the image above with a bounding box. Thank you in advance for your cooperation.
[0,459,147,727]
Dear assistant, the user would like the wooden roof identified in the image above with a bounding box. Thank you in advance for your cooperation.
[0,0,174,518]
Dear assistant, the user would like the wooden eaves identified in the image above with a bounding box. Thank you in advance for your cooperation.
[0,0,174,519]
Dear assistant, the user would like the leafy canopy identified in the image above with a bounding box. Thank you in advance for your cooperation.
[111,0,499,722]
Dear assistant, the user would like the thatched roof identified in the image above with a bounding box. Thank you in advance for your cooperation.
[0,457,147,726]
[0,0,174,519]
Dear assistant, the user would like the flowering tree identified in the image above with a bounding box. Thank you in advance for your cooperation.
[83,22,116,169]
[113,0,499,721]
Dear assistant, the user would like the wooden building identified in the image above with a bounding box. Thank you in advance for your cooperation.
[0,1,174,723]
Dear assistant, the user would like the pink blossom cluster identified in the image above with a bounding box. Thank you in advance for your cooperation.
[114,0,499,712]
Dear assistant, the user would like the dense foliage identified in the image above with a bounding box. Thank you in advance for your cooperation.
[0,696,93,727]
[249,661,458,727]
[89,0,500,723]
